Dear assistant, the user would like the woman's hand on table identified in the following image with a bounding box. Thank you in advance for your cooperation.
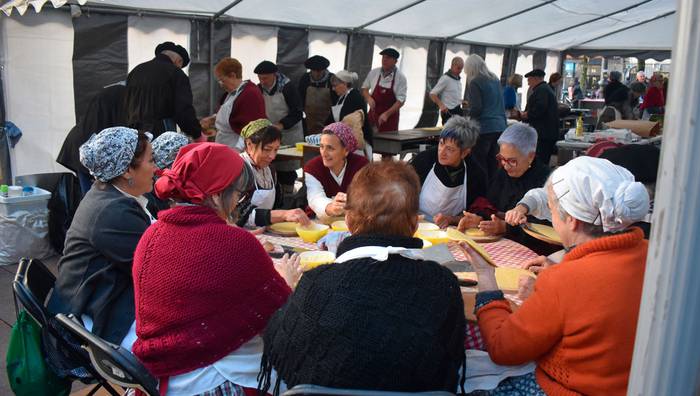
[274,253,302,289]
[522,255,554,274]
[457,241,498,292]
[325,193,346,216]
[434,213,458,229]
[457,211,483,232]
[517,275,536,300]
[505,204,529,226]
[284,209,311,226]
[478,215,507,235]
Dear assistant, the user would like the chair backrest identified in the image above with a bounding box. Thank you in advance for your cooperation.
[55,314,159,396]
[282,385,455,396]
[12,258,56,326]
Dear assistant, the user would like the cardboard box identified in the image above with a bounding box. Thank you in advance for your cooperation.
[606,120,660,137]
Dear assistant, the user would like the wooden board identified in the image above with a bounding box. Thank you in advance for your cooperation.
[462,228,502,243]
[267,222,298,237]
[523,223,563,246]
[455,268,535,291]
[445,228,497,267]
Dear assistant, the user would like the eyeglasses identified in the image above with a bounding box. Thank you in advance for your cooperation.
[496,154,518,167]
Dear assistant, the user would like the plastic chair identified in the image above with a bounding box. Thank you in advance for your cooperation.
[55,313,159,396]
[12,258,121,396]
[282,384,455,396]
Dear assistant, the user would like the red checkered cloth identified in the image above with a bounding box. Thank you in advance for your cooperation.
[449,238,538,268]
[453,238,538,351]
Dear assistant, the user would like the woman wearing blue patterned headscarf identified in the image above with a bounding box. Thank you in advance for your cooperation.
[48,126,156,351]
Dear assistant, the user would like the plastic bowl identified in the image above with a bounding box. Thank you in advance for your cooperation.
[331,220,349,232]
[417,222,440,231]
[295,142,305,151]
[416,230,450,245]
[299,251,336,271]
[295,223,330,243]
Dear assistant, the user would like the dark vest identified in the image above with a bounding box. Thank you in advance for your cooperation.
[304,153,369,197]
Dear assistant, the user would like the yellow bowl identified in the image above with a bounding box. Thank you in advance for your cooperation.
[299,250,336,271]
[296,142,305,151]
[331,220,349,232]
[416,230,450,245]
[417,222,440,231]
[295,222,330,243]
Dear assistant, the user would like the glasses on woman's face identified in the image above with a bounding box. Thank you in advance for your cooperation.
[496,154,518,168]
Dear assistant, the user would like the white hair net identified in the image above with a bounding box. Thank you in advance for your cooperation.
[550,156,650,232]
[497,122,538,155]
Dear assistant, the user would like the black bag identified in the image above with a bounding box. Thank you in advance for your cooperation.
[47,173,82,254]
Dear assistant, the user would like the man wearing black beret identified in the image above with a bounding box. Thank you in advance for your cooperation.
[254,60,304,200]
[125,41,202,140]
[521,68,559,165]
[298,55,338,134]
[361,48,407,132]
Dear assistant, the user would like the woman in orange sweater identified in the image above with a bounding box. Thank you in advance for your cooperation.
[462,156,650,396]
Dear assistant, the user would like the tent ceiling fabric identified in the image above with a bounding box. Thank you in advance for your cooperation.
[3,0,676,51]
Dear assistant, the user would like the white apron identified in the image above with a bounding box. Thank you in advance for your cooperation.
[264,88,304,172]
[215,82,248,152]
[251,176,276,210]
[418,161,467,219]
[335,245,425,263]
[331,89,351,122]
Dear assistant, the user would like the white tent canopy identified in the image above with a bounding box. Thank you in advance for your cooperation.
[1,0,677,52]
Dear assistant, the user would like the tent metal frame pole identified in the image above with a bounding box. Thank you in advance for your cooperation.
[81,4,212,21]
[354,0,426,30]
[212,0,244,21]
[517,0,653,46]
[446,0,557,40]
[209,18,215,114]
[573,11,675,48]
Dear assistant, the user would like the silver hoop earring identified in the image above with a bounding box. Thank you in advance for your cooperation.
[127,178,134,187]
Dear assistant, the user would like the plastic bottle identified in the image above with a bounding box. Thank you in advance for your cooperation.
[0,185,8,198]
[575,115,584,137]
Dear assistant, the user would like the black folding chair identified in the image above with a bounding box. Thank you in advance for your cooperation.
[12,257,120,396]
[55,313,159,396]
[282,385,455,396]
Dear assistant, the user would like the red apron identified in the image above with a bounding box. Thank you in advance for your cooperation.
[369,70,400,132]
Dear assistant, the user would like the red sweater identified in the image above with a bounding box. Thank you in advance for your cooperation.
[477,228,648,396]
[303,153,369,198]
[639,86,664,110]
[132,205,291,377]
[227,81,266,134]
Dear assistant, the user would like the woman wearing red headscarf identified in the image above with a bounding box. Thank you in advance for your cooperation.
[132,143,301,396]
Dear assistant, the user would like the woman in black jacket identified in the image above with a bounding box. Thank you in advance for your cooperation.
[48,127,156,348]
[327,70,373,147]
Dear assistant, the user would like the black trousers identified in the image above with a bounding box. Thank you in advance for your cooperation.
[536,138,558,167]
[440,105,464,124]
[472,132,502,183]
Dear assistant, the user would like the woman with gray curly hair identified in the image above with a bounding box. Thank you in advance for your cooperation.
[409,115,488,228]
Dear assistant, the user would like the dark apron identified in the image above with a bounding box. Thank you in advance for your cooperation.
[369,71,400,132]
[304,85,332,135]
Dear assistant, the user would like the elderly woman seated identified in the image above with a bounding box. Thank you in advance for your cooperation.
[410,115,487,228]
[236,119,309,228]
[132,143,300,395]
[260,161,466,395]
[304,122,369,219]
[48,127,156,349]
[458,123,554,253]
[146,131,190,216]
[462,156,650,395]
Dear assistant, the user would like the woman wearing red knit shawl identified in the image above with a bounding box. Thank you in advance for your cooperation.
[132,142,300,396]
[462,156,650,396]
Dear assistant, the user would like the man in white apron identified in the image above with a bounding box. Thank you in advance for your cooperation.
[255,61,304,202]
[409,116,488,229]
[298,55,336,135]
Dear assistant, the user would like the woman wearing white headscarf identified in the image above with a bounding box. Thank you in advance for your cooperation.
[460,156,650,396]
